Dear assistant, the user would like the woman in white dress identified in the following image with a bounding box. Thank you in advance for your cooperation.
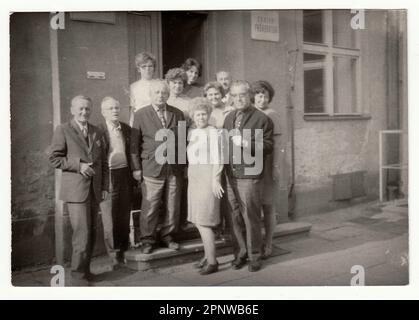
[187,97,224,275]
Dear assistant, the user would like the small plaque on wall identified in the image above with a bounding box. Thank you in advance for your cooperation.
[70,12,116,24]
[251,11,279,42]
[87,71,106,80]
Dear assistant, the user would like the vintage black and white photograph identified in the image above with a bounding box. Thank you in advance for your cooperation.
[9,8,409,288]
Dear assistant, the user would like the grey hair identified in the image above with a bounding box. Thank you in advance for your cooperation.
[188,97,213,121]
[230,80,252,93]
[215,70,231,79]
[101,96,120,110]
[149,79,170,95]
[71,95,92,107]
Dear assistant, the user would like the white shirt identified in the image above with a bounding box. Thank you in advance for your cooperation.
[105,120,128,170]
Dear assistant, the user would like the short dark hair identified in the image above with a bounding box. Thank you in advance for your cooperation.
[251,80,275,103]
[181,58,202,76]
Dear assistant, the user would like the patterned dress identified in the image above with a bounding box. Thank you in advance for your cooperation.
[187,126,223,226]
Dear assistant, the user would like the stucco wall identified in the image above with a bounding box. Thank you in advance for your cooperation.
[291,10,391,215]
[11,13,56,268]
[211,10,400,217]
[58,12,130,124]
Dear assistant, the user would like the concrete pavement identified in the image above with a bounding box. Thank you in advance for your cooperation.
[12,200,408,286]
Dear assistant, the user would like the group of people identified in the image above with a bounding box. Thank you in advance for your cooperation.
[48,51,281,284]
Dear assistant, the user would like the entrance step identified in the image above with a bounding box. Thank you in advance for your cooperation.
[124,221,311,271]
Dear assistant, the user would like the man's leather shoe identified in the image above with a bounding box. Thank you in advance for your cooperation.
[163,241,180,251]
[84,272,97,282]
[248,260,262,272]
[231,257,247,270]
[141,243,153,254]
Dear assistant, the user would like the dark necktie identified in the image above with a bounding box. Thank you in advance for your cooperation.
[82,126,89,147]
[234,111,244,129]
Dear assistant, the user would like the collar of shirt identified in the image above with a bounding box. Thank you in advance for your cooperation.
[105,120,121,132]
[152,103,167,113]
[74,119,88,132]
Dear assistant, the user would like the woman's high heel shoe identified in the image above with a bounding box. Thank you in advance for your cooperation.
[193,257,207,269]
[199,261,219,275]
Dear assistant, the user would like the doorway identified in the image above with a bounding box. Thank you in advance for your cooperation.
[161,12,208,84]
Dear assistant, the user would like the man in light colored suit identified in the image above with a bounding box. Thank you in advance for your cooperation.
[131,80,186,254]
[49,95,108,284]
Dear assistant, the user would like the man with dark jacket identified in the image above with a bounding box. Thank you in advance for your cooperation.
[131,79,186,254]
[49,95,109,284]
[223,80,274,272]
[98,97,133,267]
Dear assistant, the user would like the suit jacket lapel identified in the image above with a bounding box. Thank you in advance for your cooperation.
[240,106,254,129]
[70,119,90,151]
[148,105,164,129]
[226,110,236,130]
[88,124,96,152]
[166,107,174,128]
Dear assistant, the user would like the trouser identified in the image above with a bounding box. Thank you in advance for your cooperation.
[140,173,181,245]
[100,167,131,259]
[217,174,231,234]
[179,177,189,227]
[67,187,98,277]
[226,175,263,262]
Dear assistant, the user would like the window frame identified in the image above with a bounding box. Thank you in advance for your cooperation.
[303,10,362,117]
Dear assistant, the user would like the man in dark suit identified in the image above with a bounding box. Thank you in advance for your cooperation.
[131,79,186,254]
[223,80,274,272]
[98,97,132,267]
[49,95,109,284]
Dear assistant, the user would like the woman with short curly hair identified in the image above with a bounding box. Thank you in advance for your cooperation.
[165,67,191,120]
[203,81,235,129]
[187,97,224,275]
[182,58,204,98]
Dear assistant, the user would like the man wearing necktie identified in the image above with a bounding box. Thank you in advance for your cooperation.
[131,80,186,254]
[223,81,274,272]
[48,95,109,285]
[98,97,132,268]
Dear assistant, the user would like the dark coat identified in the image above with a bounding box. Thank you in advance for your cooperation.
[223,105,274,179]
[130,104,187,178]
[48,119,109,203]
[97,120,133,190]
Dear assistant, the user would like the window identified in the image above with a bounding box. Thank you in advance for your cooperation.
[303,10,362,116]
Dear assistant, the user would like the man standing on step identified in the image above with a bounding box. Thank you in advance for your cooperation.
[223,80,274,272]
[131,79,186,254]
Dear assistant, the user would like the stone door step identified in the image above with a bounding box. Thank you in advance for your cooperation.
[124,222,311,271]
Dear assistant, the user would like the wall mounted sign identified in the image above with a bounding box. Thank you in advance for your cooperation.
[251,11,280,42]
[87,71,106,80]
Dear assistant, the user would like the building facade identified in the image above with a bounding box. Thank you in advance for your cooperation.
[10,10,407,268]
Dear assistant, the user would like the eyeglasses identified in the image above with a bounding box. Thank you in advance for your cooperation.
[139,64,154,69]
